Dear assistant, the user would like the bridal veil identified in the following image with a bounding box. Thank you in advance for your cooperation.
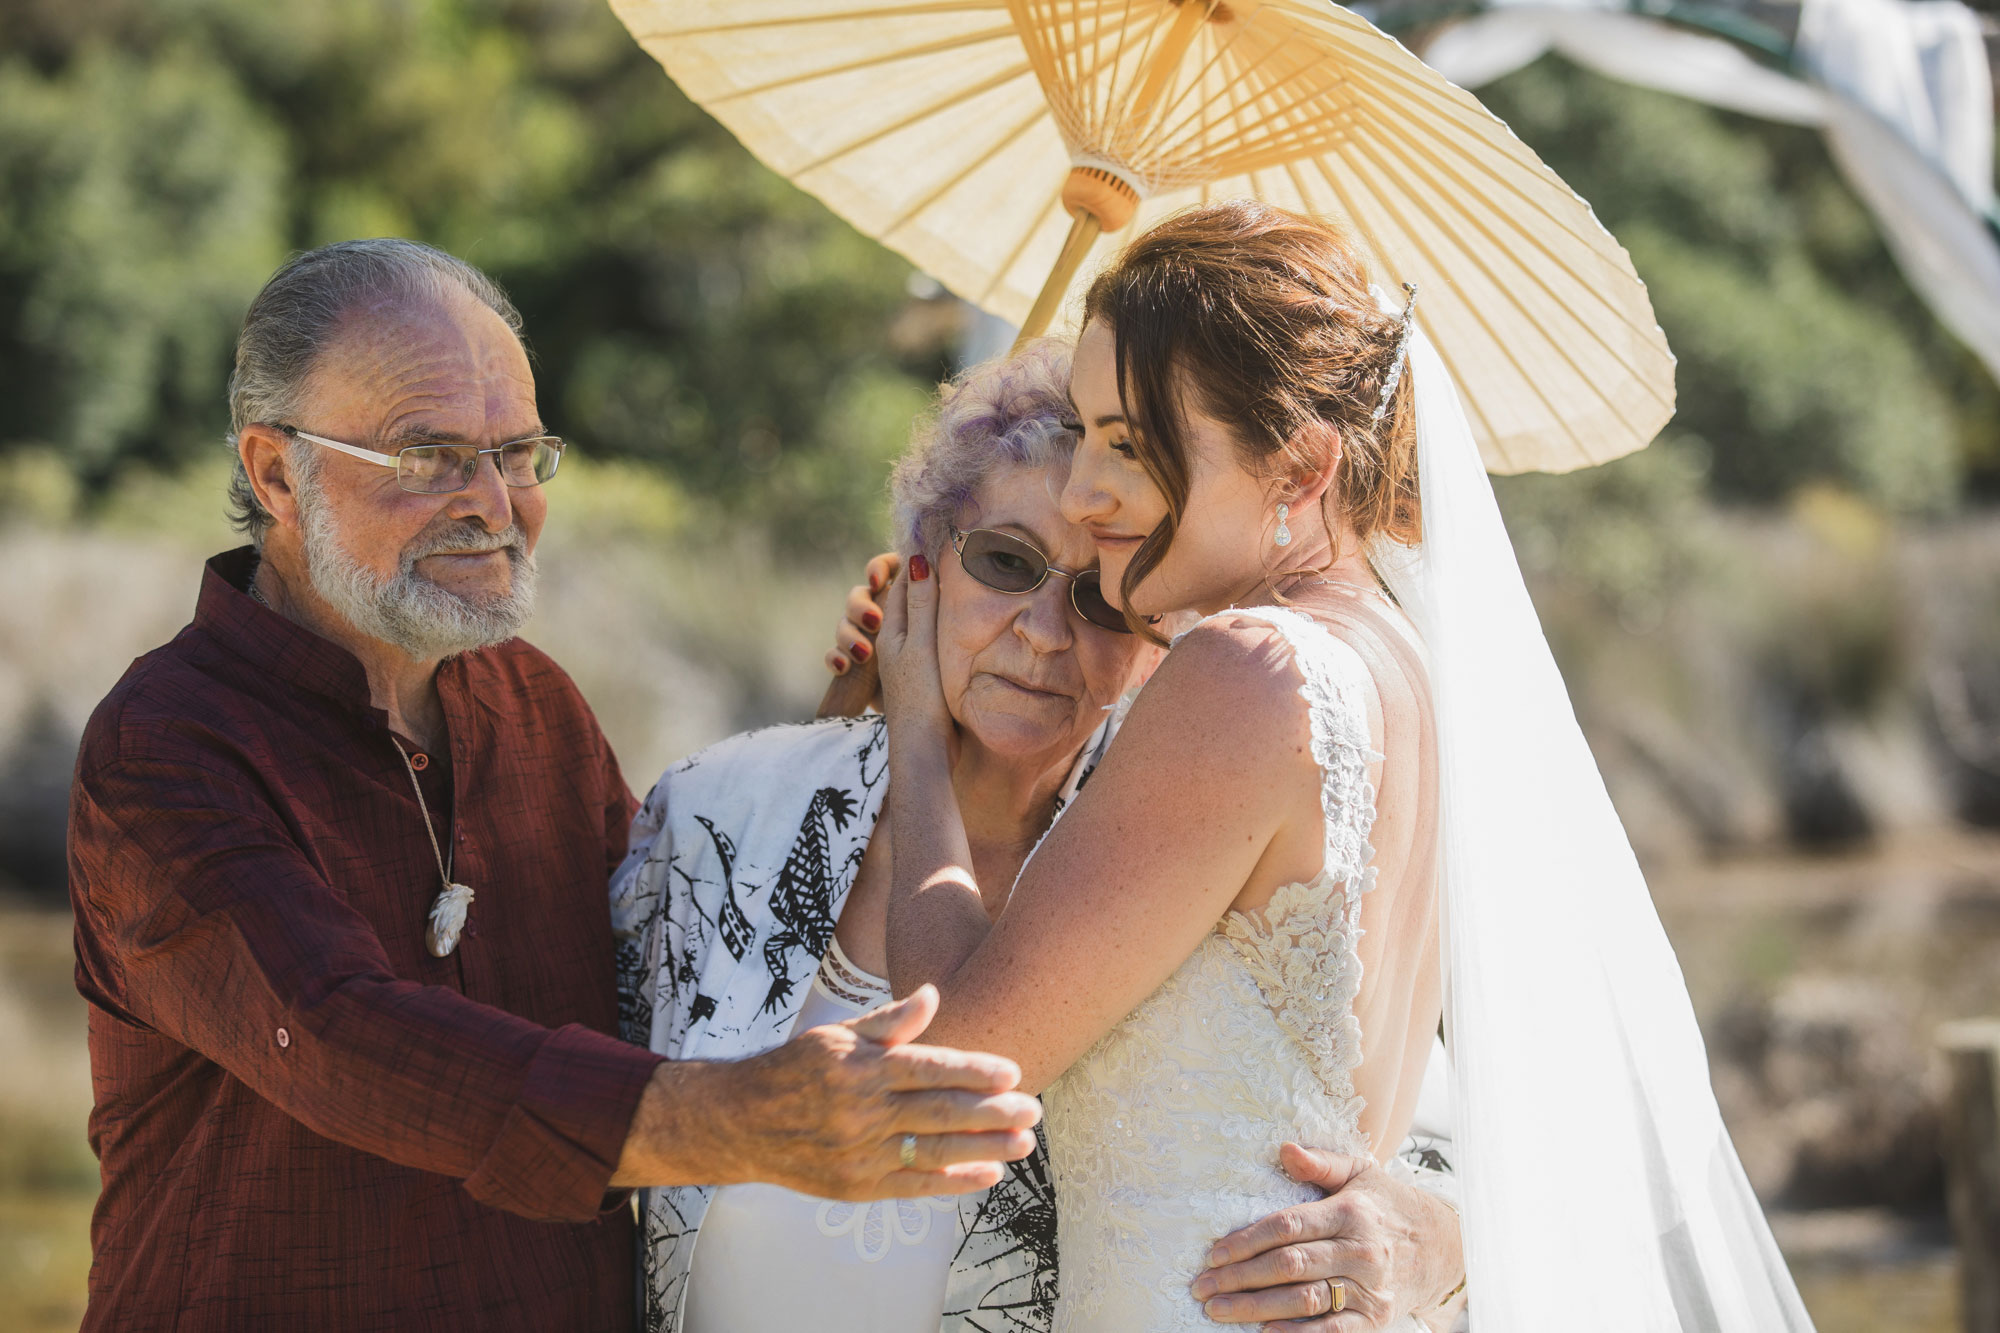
[1367,298,1817,1332]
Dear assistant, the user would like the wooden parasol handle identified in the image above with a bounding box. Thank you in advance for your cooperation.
[1014,210,1102,347]
[1011,2,1218,348]
[1013,168,1142,346]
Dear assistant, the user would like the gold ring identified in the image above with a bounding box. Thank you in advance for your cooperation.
[899,1133,919,1168]
[1326,1278,1346,1313]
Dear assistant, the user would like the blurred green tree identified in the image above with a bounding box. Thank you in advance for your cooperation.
[1,9,1994,563]
[0,0,942,554]
[0,38,288,474]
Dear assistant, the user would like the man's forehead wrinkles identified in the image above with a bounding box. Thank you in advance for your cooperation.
[317,296,539,445]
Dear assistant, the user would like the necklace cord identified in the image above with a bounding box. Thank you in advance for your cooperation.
[394,741,453,887]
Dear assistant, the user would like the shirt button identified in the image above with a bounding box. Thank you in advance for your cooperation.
[410,753,430,771]
[276,1027,291,1048]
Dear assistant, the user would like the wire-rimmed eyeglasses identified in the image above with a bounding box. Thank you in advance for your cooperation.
[949,524,1131,634]
[269,424,566,495]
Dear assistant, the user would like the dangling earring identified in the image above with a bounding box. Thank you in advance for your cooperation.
[1274,502,1292,548]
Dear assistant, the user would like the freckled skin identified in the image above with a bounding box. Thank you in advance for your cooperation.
[937,462,1140,772]
[235,287,551,745]
[835,463,1156,979]
[294,292,549,604]
[1058,319,1377,615]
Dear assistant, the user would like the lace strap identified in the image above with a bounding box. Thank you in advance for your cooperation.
[1196,603,1385,1116]
[1189,604,1382,904]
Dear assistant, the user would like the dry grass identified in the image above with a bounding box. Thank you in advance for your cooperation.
[1792,1259,1959,1333]
[0,900,95,1333]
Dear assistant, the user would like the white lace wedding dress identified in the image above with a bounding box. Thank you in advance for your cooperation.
[1039,605,1426,1333]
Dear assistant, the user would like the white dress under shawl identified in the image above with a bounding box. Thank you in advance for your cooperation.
[1039,604,1425,1333]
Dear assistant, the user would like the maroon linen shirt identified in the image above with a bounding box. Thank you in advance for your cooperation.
[68,547,664,1331]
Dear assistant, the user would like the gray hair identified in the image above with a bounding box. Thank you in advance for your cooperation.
[890,337,1078,557]
[225,238,525,547]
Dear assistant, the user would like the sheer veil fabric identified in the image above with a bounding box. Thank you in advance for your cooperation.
[1365,292,1816,1331]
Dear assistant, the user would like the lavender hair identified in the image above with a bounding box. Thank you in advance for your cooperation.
[889,337,1079,555]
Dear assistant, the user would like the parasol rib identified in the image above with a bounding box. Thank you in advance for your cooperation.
[1011,0,1075,108]
[1142,15,1261,141]
[1082,0,1140,136]
[878,105,1054,238]
[1292,153,1513,463]
[646,1,1006,40]
[1348,105,1674,375]
[977,178,1071,305]
[707,24,1025,104]
[1341,142,1603,460]
[1335,64,1638,258]
[1146,35,1289,158]
[790,61,1038,177]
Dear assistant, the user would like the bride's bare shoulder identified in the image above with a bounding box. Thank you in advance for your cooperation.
[1114,614,1330,763]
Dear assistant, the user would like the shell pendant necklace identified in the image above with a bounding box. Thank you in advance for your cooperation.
[248,573,472,955]
[395,740,475,957]
[245,574,472,954]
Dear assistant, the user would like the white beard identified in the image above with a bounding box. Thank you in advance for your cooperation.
[296,472,538,661]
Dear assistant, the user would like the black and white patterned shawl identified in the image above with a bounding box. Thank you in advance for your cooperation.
[610,712,1104,1333]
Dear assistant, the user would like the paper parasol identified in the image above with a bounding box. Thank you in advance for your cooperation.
[612,0,1676,473]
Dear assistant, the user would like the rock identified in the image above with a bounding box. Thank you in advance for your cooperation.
[1713,974,1943,1210]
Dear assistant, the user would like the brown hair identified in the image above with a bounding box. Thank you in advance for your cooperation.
[1080,200,1420,633]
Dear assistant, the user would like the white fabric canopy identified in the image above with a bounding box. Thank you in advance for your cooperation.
[1419,0,2000,385]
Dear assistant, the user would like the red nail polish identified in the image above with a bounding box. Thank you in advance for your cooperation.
[862,611,881,632]
[832,656,848,673]
[910,554,930,582]
[851,642,870,661]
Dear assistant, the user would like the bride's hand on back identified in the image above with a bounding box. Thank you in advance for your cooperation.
[1191,1144,1465,1331]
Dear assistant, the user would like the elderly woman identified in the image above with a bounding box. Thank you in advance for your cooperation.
[611,341,1463,1333]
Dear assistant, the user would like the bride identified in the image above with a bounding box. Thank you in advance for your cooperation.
[875,200,1816,1332]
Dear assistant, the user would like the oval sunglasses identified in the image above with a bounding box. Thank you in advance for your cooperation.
[949,524,1132,634]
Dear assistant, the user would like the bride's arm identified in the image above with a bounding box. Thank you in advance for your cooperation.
[877,564,1317,1095]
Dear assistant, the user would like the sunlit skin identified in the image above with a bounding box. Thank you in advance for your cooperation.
[234,284,1047,1203]
[235,288,546,750]
[875,315,1450,1326]
[938,465,1141,766]
[1059,318,1381,617]
[836,462,1155,979]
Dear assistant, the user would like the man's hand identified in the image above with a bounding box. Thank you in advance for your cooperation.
[1191,1144,1464,1331]
[613,983,1040,1199]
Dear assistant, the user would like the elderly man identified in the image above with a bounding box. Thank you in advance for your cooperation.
[66,239,1038,1331]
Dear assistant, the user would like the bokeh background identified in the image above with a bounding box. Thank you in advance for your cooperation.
[3,1,1998,1328]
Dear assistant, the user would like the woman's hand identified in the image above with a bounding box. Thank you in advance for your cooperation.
[824,552,900,678]
[819,553,899,719]
[875,552,955,753]
[1191,1145,1465,1331]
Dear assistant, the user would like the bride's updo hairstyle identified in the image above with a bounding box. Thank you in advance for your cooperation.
[1080,200,1420,623]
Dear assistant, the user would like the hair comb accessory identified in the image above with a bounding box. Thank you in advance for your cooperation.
[1370,282,1418,424]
